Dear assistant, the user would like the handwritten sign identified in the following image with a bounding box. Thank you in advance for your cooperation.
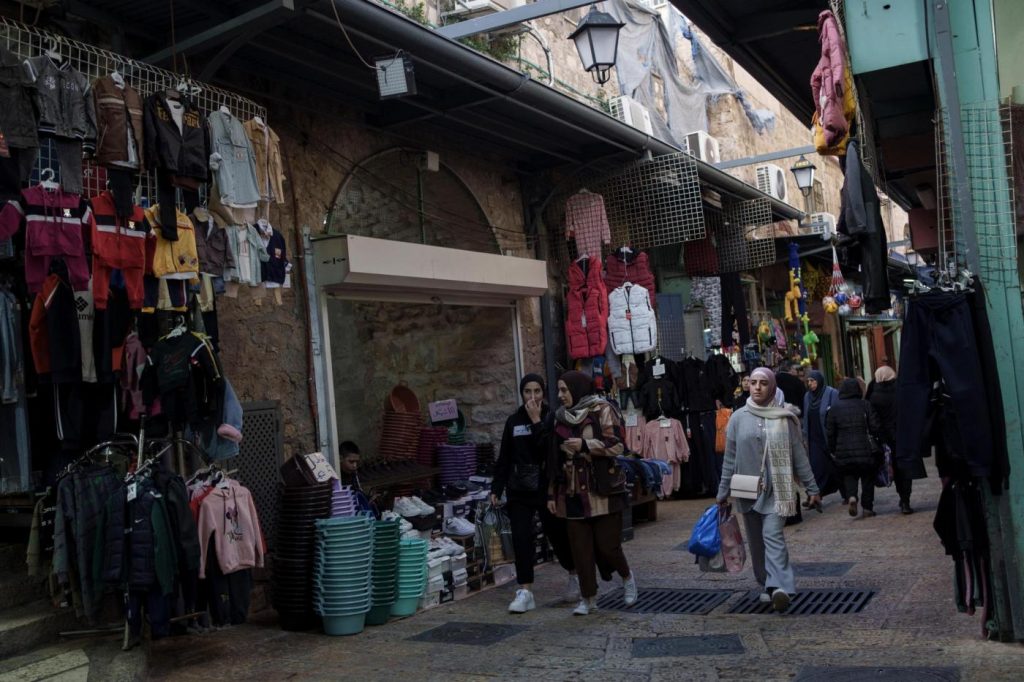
[429,399,459,423]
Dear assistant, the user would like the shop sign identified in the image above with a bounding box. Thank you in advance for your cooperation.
[429,399,459,423]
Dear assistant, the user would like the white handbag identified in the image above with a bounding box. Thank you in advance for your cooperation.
[730,437,768,500]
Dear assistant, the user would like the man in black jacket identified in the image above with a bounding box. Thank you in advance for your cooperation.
[776,362,807,411]
[491,373,577,613]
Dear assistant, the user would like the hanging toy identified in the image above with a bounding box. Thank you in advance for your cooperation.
[784,268,802,322]
[849,292,863,310]
[838,303,852,316]
[822,295,838,314]
[801,312,819,361]
[824,245,847,314]
[757,320,773,351]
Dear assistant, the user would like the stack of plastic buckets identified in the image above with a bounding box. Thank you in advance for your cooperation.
[330,479,357,518]
[365,519,400,625]
[391,538,429,617]
[312,515,374,636]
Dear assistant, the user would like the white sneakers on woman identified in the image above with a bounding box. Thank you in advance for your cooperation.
[564,574,581,603]
[572,598,598,616]
[623,572,639,606]
[508,589,536,614]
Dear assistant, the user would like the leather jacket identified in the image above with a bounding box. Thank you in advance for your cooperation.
[143,91,208,180]
[93,75,144,169]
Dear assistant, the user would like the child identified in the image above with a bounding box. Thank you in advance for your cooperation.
[339,441,361,490]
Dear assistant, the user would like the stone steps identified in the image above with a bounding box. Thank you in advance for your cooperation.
[0,600,80,660]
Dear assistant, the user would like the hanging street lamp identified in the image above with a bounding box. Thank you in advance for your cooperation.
[790,154,817,197]
[568,6,626,85]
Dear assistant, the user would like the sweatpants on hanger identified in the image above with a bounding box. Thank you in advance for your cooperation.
[567,513,630,599]
[741,511,795,595]
[54,138,84,195]
[895,291,993,477]
[720,273,750,347]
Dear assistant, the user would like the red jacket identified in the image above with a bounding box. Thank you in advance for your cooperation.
[566,257,608,359]
[604,248,656,298]
[811,10,848,148]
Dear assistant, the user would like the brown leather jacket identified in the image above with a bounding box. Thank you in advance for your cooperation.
[243,118,285,203]
[93,75,144,169]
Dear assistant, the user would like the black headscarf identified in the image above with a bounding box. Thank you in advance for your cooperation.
[559,370,594,407]
[838,377,863,399]
[519,373,545,395]
[808,370,827,411]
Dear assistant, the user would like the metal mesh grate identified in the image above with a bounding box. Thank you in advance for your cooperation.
[596,588,731,614]
[655,293,686,361]
[547,153,706,266]
[0,17,266,203]
[222,402,284,551]
[729,588,875,615]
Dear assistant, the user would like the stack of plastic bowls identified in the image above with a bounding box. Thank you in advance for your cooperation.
[273,481,332,630]
[313,515,374,636]
[391,538,428,617]
[330,479,357,518]
[365,519,401,625]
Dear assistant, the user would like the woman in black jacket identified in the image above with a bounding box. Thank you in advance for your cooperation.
[490,374,577,613]
[826,378,883,518]
[868,366,923,514]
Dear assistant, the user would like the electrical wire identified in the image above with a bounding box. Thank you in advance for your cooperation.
[329,0,384,72]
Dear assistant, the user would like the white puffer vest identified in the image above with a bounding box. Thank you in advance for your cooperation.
[608,282,657,355]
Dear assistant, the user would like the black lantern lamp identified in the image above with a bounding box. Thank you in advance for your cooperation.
[790,155,817,197]
[569,6,625,85]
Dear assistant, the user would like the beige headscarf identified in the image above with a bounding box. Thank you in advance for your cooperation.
[874,366,896,382]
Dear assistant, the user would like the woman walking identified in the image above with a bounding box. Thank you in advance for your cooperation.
[802,370,842,500]
[491,374,578,613]
[826,378,884,518]
[718,368,821,612]
[867,366,923,514]
[547,371,637,616]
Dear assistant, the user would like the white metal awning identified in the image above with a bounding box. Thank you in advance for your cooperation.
[311,234,548,307]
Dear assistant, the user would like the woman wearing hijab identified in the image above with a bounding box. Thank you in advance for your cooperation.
[491,373,578,614]
[868,365,924,514]
[802,370,842,500]
[547,370,636,616]
[826,378,884,518]
[717,368,821,612]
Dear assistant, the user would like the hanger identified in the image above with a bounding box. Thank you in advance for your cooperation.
[219,104,231,115]
[165,314,187,338]
[45,36,62,63]
[39,168,59,191]
[252,114,265,126]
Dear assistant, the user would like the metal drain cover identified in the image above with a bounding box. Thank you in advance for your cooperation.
[793,562,855,577]
[795,667,959,681]
[632,634,745,658]
[597,588,731,614]
[729,588,875,615]
[408,622,529,646]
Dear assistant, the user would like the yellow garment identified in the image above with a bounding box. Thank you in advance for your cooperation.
[144,205,200,283]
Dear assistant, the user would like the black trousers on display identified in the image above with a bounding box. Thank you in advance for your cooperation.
[896,291,993,477]
[720,273,750,347]
[506,496,574,585]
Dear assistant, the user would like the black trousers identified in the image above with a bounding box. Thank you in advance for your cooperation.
[506,496,574,585]
[126,589,171,639]
[896,291,993,477]
[720,273,750,347]
[844,471,875,511]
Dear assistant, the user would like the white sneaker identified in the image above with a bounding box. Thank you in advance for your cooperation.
[410,496,436,515]
[572,597,598,616]
[508,589,536,614]
[623,572,638,606]
[758,591,772,604]
[564,574,581,603]
[394,497,425,518]
[444,516,475,537]
[440,537,463,556]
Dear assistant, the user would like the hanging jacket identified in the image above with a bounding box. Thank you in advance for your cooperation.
[196,480,265,578]
[260,224,287,284]
[92,75,144,169]
[90,191,147,270]
[565,257,608,359]
[191,211,236,276]
[121,332,157,419]
[838,141,890,313]
[641,417,689,463]
[810,10,848,148]
[608,282,657,355]
[0,46,38,150]
[101,477,178,594]
[604,248,655,295]
[207,110,260,209]
[144,205,200,281]
[243,118,285,204]
[143,92,208,181]
[24,56,96,149]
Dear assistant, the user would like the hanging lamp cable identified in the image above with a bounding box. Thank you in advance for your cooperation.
[329,1,383,71]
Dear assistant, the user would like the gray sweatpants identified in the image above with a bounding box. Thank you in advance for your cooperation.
[741,510,796,595]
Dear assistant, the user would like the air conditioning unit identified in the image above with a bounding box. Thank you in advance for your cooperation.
[756,163,788,202]
[442,0,509,21]
[683,131,721,164]
[609,96,654,135]
[807,212,837,237]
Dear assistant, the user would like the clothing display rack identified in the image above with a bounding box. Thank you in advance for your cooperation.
[0,16,267,200]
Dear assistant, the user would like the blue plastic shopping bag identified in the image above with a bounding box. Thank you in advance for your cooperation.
[687,504,722,558]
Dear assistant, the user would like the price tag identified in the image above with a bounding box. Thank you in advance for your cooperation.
[652,363,666,377]
[429,399,459,423]
[126,482,137,502]
[625,413,638,427]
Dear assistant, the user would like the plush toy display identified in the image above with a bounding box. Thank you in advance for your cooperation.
[849,292,863,309]
[785,268,802,322]
[822,295,839,314]
[801,313,819,361]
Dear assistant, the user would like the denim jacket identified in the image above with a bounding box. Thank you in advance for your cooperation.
[207,110,260,209]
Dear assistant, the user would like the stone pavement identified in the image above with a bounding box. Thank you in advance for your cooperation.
[146,464,1024,681]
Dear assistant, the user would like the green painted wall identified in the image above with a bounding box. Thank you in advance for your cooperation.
[995,0,1024,98]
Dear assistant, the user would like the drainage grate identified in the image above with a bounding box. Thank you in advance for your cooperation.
[793,562,855,577]
[632,634,744,658]
[407,622,529,646]
[729,588,875,615]
[597,588,732,615]
[795,667,959,681]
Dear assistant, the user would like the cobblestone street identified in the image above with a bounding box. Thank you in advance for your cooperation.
[145,463,1024,681]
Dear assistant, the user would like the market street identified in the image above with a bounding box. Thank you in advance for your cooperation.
[143,463,1024,681]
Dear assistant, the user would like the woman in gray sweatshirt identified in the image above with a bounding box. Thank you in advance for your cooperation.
[716,367,821,612]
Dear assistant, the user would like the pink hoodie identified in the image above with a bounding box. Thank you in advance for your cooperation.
[196,480,266,578]
[810,10,849,147]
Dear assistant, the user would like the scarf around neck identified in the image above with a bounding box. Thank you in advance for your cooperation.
[556,394,605,426]
[745,397,799,517]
